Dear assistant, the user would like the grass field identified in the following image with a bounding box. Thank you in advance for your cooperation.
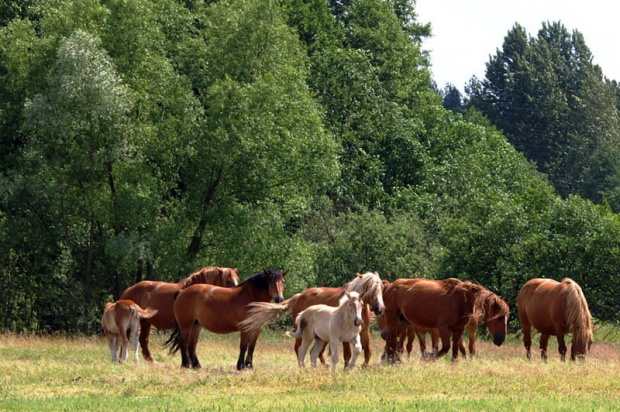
[1,329,619,411]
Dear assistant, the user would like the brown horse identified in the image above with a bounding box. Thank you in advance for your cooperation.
[517,278,593,361]
[239,271,385,367]
[101,299,158,364]
[383,278,509,362]
[167,268,287,370]
[119,266,239,361]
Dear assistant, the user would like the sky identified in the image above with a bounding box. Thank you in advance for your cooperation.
[415,0,619,92]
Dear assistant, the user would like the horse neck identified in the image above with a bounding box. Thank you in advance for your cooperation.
[237,282,271,305]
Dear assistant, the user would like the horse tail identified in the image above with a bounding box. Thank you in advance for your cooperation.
[129,303,158,320]
[239,301,293,332]
[563,278,593,350]
[163,326,182,355]
[285,317,306,339]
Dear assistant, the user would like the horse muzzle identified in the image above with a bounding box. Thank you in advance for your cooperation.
[354,317,362,327]
[273,295,284,303]
[493,333,506,346]
[372,301,385,316]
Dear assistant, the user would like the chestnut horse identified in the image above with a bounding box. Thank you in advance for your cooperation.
[167,268,287,370]
[119,266,239,361]
[101,299,157,363]
[286,291,364,371]
[383,278,509,362]
[517,278,593,361]
[239,271,385,367]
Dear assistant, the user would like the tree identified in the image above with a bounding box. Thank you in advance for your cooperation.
[468,22,620,204]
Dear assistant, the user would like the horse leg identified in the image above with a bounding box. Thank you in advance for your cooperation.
[130,325,140,364]
[416,329,428,360]
[539,333,551,362]
[521,320,533,361]
[451,329,465,361]
[468,322,477,358]
[384,310,401,363]
[346,335,362,371]
[185,321,202,369]
[360,306,371,367]
[119,327,129,363]
[405,326,414,358]
[139,320,153,362]
[557,334,567,362]
[241,329,262,369]
[435,326,451,359]
[342,342,351,368]
[106,332,118,363]
[310,339,326,369]
[329,339,340,372]
[297,337,312,368]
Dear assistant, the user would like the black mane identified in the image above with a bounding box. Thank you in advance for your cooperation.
[241,268,283,290]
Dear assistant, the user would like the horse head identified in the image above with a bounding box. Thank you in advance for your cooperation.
[223,268,240,287]
[343,291,363,327]
[352,271,385,315]
[478,289,510,346]
[266,269,287,303]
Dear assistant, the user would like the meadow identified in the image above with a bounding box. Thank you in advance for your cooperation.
[1,329,619,411]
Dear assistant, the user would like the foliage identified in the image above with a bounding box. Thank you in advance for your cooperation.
[1,1,620,333]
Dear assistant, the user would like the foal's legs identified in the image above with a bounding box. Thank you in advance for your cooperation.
[345,335,362,371]
[106,332,118,363]
[329,339,340,371]
[297,337,313,368]
[119,327,129,363]
[130,324,140,363]
[539,333,551,362]
[310,338,327,369]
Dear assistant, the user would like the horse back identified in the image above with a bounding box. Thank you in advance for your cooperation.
[394,279,470,329]
[518,278,568,335]
[120,281,180,330]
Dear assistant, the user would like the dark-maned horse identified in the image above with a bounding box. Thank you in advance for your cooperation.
[239,272,385,367]
[383,278,509,362]
[167,268,287,370]
[517,278,593,361]
[119,266,240,361]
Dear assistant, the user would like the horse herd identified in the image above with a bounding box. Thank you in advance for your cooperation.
[101,267,594,371]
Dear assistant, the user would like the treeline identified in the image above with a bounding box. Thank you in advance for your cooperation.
[0,0,618,334]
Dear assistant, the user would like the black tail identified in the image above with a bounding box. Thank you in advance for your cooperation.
[163,326,181,355]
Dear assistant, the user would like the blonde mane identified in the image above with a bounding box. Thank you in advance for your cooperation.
[345,271,383,304]
[562,278,593,351]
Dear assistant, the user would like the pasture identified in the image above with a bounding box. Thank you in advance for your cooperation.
[1,330,619,411]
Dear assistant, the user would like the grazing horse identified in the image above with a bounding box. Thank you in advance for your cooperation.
[286,291,364,371]
[517,278,593,361]
[167,269,287,370]
[101,299,157,363]
[119,266,239,361]
[239,271,385,367]
[383,278,509,362]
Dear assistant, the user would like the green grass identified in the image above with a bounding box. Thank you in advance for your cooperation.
[1,330,619,411]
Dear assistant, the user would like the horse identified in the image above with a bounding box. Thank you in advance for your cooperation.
[383,278,509,362]
[517,278,593,361]
[119,266,239,361]
[101,299,157,364]
[166,268,287,370]
[239,271,385,367]
[286,291,363,371]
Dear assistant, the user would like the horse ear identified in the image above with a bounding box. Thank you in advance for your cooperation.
[282,270,289,277]
[345,290,352,298]
[374,271,379,275]
[357,273,363,278]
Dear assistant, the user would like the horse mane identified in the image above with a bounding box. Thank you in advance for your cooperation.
[562,278,593,350]
[178,266,222,289]
[345,272,382,303]
[476,288,510,321]
[242,268,284,291]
